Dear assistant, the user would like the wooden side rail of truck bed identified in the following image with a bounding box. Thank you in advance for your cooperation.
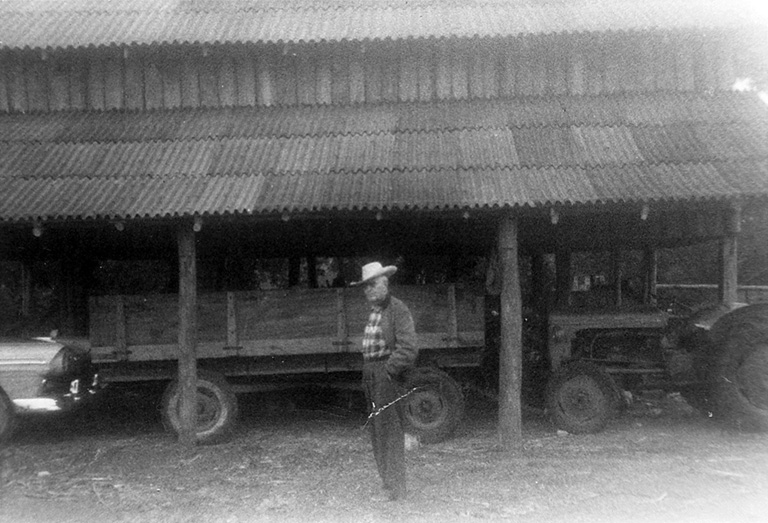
[89,284,486,368]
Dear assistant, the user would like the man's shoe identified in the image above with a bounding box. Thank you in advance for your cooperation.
[371,487,406,502]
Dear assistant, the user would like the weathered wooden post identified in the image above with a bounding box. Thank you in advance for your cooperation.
[555,249,571,309]
[307,256,318,288]
[612,250,623,307]
[531,252,546,317]
[288,257,301,287]
[177,222,198,446]
[20,260,32,318]
[719,202,741,307]
[643,247,657,306]
[497,214,523,449]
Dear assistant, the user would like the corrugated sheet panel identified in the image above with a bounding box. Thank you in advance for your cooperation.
[1,92,764,143]
[0,0,764,49]
[1,92,768,221]
[2,124,767,175]
[2,162,766,222]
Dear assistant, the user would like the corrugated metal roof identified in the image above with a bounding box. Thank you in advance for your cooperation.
[2,120,767,175]
[2,162,764,221]
[1,92,767,222]
[0,0,764,50]
[1,93,764,142]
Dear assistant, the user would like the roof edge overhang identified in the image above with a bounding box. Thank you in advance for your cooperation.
[0,194,758,228]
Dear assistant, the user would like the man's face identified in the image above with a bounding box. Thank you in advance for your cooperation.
[364,276,389,304]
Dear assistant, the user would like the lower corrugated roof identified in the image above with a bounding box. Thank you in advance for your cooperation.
[1,92,767,222]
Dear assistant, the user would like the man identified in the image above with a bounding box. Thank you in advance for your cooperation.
[353,261,418,501]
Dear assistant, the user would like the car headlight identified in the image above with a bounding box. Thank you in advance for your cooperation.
[47,346,89,376]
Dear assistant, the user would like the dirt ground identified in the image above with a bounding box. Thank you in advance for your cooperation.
[1,389,767,523]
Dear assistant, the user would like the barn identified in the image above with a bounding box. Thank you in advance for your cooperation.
[1,0,767,445]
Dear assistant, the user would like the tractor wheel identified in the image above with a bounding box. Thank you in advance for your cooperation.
[0,387,17,445]
[401,367,464,444]
[709,304,768,432]
[546,361,619,434]
[161,370,239,444]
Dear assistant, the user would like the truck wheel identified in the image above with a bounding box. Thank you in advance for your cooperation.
[161,370,239,444]
[546,362,618,434]
[402,367,464,444]
[710,304,768,432]
[0,387,17,444]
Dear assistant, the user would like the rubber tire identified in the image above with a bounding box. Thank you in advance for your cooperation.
[0,387,17,445]
[161,370,239,444]
[401,367,465,444]
[546,361,619,434]
[709,304,768,432]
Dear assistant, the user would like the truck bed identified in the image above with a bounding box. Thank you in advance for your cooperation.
[89,284,486,381]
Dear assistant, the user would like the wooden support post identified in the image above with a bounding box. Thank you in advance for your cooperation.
[20,261,32,318]
[447,284,458,348]
[177,223,198,447]
[719,203,741,307]
[115,295,127,359]
[643,247,657,306]
[288,257,301,287]
[307,256,318,288]
[612,250,623,308]
[555,249,571,309]
[58,257,77,335]
[336,288,348,346]
[719,237,738,306]
[226,292,238,349]
[531,252,547,316]
[497,215,523,450]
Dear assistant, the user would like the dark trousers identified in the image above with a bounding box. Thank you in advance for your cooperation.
[362,360,406,497]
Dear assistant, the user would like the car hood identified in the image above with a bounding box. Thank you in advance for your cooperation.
[0,339,64,366]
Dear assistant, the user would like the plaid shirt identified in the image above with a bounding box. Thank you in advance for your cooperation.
[361,305,388,360]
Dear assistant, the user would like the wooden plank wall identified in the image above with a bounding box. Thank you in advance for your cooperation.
[0,32,750,115]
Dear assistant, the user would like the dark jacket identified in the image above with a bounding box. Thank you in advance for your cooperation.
[380,294,418,378]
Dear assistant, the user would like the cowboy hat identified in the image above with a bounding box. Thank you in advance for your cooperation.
[351,262,397,286]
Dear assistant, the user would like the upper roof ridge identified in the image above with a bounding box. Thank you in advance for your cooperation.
[0,0,764,50]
